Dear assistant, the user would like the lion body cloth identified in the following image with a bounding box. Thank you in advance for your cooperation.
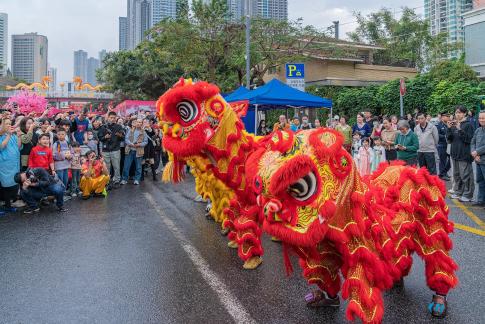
[157,79,458,323]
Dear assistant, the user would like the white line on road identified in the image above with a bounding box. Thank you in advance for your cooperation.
[144,192,258,324]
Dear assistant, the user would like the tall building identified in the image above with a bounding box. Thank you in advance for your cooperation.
[202,0,285,21]
[150,0,189,25]
[99,49,107,69]
[257,0,287,20]
[87,57,100,85]
[0,13,7,77]
[119,17,128,50]
[11,33,48,83]
[48,67,57,91]
[424,0,473,57]
[464,6,485,78]
[73,50,88,80]
[127,0,151,49]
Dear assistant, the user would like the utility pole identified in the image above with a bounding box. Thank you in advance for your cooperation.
[333,21,339,39]
[245,0,251,89]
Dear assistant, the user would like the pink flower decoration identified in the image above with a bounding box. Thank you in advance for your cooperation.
[6,90,48,114]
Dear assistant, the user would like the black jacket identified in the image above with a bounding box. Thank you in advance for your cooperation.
[27,168,56,188]
[98,123,125,152]
[446,119,474,162]
[436,121,448,146]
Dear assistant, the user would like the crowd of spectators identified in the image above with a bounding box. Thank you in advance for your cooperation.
[257,106,485,206]
[0,107,164,216]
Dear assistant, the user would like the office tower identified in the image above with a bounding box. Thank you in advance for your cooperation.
[127,0,151,49]
[48,67,57,91]
[424,0,473,57]
[73,50,88,80]
[150,0,189,25]
[87,57,100,85]
[11,33,48,83]
[119,17,128,50]
[0,13,7,76]
[99,49,107,69]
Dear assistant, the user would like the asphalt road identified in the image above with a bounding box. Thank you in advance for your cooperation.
[1,177,484,324]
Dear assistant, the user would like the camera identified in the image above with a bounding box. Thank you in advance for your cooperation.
[26,170,38,183]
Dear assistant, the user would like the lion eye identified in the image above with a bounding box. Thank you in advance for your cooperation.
[288,172,317,201]
[177,100,198,123]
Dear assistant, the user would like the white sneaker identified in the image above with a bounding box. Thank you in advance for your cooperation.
[450,194,460,199]
[459,196,471,202]
[120,180,127,185]
[11,200,26,208]
[133,180,140,185]
[448,189,455,194]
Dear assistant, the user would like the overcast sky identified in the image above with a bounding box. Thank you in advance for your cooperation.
[0,0,422,83]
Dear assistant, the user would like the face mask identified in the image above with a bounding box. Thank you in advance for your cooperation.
[88,135,93,140]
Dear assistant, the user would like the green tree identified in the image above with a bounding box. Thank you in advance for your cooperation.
[427,80,481,115]
[348,7,453,71]
[427,59,479,84]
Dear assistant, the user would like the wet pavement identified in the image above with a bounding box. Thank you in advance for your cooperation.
[1,177,484,324]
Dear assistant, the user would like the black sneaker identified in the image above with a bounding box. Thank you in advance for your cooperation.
[24,207,40,214]
[93,192,105,198]
[57,206,68,212]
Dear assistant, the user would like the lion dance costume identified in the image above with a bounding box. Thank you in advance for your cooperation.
[158,79,458,323]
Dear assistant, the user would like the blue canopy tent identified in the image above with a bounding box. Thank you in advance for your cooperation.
[224,85,250,102]
[225,79,332,133]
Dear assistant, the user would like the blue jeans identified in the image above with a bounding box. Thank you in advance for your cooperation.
[21,183,65,208]
[71,169,81,193]
[476,163,485,203]
[122,150,142,181]
[56,169,69,189]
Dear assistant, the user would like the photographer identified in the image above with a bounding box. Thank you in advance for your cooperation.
[98,112,125,186]
[79,150,110,200]
[14,168,68,214]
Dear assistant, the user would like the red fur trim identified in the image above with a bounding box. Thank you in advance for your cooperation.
[162,122,210,158]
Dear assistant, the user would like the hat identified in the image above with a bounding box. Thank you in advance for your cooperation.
[333,115,339,120]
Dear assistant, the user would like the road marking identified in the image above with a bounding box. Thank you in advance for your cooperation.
[451,199,485,231]
[454,223,485,237]
[144,193,257,324]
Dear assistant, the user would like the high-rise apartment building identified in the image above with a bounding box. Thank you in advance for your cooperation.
[119,17,128,50]
[48,66,57,91]
[424,0,473,57]
[202,0,286,21]
[11,33,48,83]
[73,50,88,80]
[150,0,189,25]
[257,0,287,20]
[99,49,107,69]
[0,13,7,76]
[87,57,100,85]
[127,0,151,49]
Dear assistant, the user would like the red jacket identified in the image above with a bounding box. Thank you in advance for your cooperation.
[28,145,54,170]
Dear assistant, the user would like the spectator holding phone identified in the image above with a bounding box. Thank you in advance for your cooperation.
[447,106,475,202]
[0,117,22,215]
[395,120,419,166]
[79,150,110,199]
